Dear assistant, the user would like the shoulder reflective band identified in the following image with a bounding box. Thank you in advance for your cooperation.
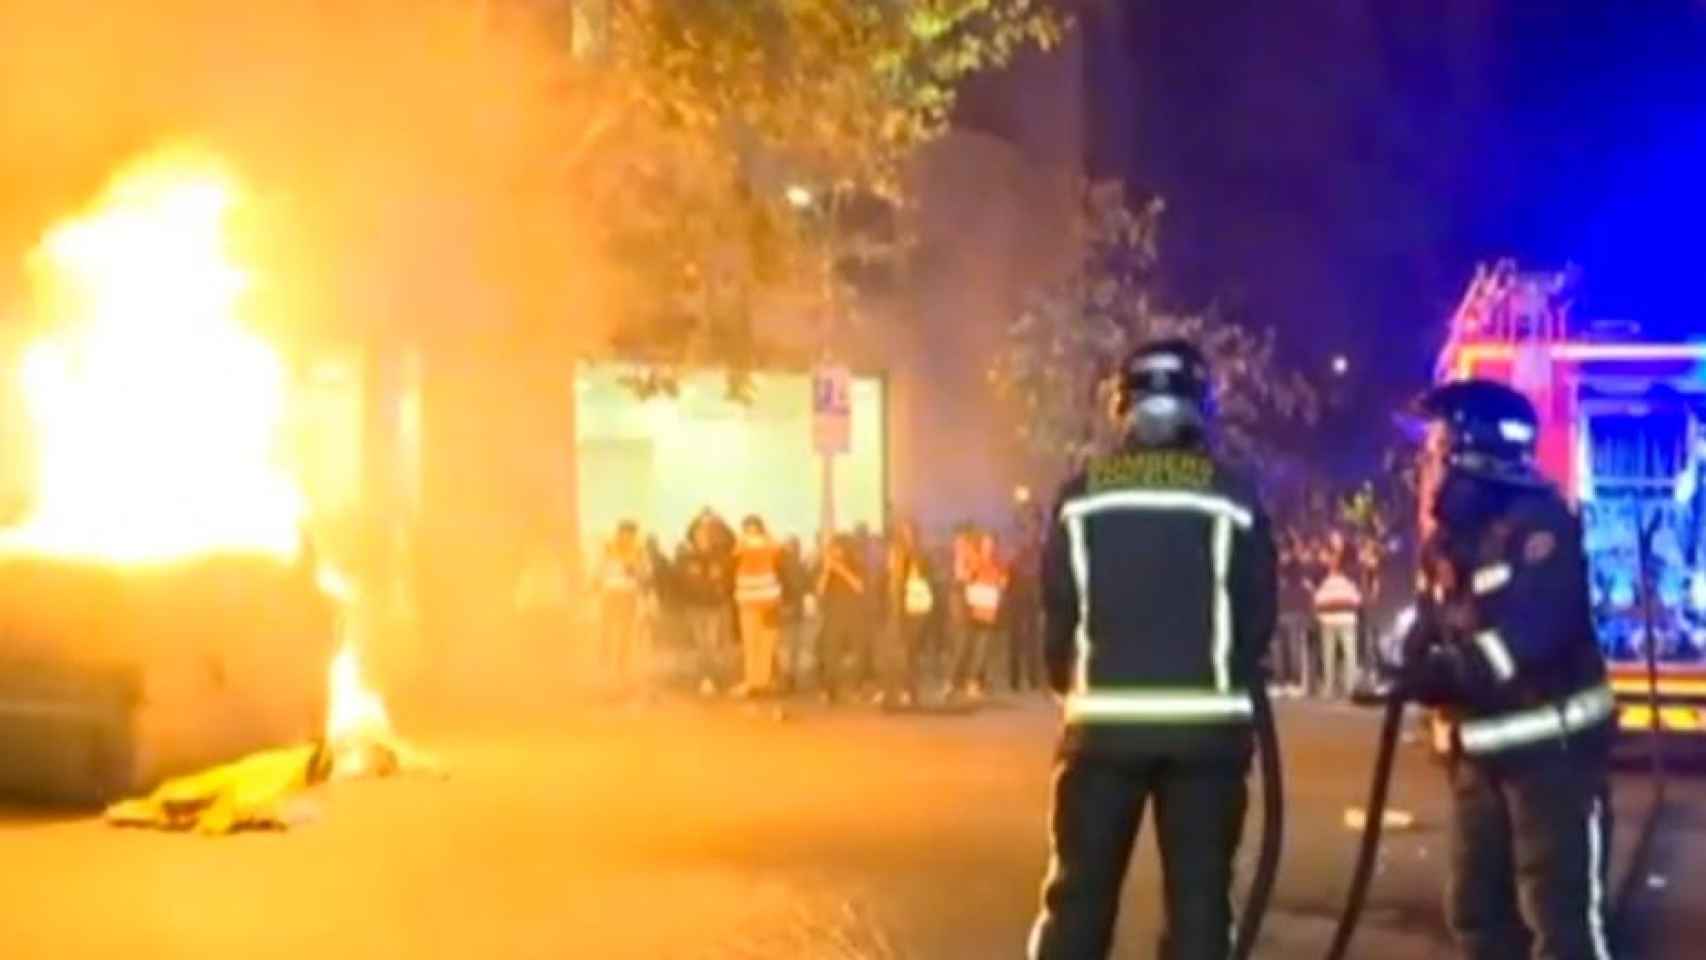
[1473,629,1517,683]
[1472,563,1512,595]
[1065,690,1254,723]
[1457,684,1615,755]
[1060,489,1254,530]
[1065,513,1092,694]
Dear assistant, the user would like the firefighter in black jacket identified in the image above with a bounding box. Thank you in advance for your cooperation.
[1028,339,1278,960]
[1401,379,1614,960]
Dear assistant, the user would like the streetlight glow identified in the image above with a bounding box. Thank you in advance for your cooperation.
[785,184,815,209]
[1332,354,1349,376]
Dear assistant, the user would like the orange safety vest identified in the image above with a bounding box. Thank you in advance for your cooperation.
[734,540,782,607]
[965,557,1007,625]
[952,535,977,583]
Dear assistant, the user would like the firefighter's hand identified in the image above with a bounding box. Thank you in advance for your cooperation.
[1397,643,1471,707]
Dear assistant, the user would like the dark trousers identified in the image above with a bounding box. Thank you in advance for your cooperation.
[891,614,930,699]
[816,612,859,697]
[1029,750,1248,960]
[1010,607,1042,690]
[1447,750,1613,960]
[952,622,997,690]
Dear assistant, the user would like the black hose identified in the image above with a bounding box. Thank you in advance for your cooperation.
[1232,679,1284,960]
[1611,511,1669,945]
[1323,690,1407,960]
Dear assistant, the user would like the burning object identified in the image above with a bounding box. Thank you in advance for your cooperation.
[0,147,413,811]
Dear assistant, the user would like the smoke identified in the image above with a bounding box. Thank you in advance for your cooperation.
[0,0,623,356]
[0,0,650,720]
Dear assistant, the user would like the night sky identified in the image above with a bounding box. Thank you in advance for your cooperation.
[965,1,1706,477]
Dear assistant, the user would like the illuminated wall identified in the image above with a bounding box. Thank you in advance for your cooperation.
[574,363,886,559]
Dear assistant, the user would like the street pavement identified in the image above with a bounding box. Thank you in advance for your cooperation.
[0,694,1698,959]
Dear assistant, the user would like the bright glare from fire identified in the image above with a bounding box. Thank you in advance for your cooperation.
[327,641,392,752]
[1,148,303,563]
[320,566,397,770]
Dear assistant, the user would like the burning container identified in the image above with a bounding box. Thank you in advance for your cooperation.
[0,553,334,805]
[0,148,368,804]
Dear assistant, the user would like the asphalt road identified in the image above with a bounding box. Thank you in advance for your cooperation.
[0,695,1699,959]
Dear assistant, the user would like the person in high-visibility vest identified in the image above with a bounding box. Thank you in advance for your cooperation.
[951,530,1009,701]
[885,520,935,707]
[597,521,648,686]
[1313,560,1364,699]
[732,515,784,697]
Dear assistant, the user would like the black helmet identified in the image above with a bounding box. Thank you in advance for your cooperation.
[1116,338,1213,447]
[1416,379,1544,486]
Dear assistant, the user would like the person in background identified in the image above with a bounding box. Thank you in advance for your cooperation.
[1006,520,1045,693]
[815,533,867,703]
[513,535,571,653]
[847,523,883,698]
[1313,551,1364,699]
[886,519,935,707]
[732,515,784,697]
[778,535,809,692]
[597,520,648,690]
[953,529,1008,701]
[948,523,977,690]
[635,533,670,692]
[691,507,738,647]
[677,518,733,696]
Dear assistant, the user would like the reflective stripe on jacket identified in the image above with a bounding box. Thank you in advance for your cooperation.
[1457,683,1614,755]
[735,542,781,606]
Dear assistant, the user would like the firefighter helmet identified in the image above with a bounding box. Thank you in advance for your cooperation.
[1116,338,1213,448]
[1416,378,1544,487]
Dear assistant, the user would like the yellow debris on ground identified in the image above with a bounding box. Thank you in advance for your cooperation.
[105,743,327,835]
[104,733,444,835]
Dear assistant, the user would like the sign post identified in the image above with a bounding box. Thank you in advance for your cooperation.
[812,366,852,540]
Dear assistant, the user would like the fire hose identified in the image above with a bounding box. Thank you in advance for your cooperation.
[1328,512,1674,958]
[1610,511,1669,944]
[1322,687,1406,960]
[1231,676,1284,960]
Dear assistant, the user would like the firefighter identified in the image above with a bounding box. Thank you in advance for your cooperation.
[1398,379,1614,960]
[1028,338,1277,960]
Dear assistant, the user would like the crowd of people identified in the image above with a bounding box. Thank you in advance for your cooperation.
[584,507,1048,707]
[1271,528,1400,700]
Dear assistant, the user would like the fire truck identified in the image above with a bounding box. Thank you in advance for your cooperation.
[1436,260,1706,747]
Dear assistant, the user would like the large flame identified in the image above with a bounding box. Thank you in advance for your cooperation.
[318,568,395,767]
[1,147,301,563]
[7,147,402,778]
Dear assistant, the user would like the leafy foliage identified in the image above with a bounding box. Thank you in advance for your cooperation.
[555,0,1069,377]
[989,180,1317,468]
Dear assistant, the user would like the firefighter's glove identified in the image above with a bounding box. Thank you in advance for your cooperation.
[1401,644,1472,706]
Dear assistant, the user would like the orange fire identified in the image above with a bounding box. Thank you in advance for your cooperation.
[2,147,301,563]
[317,567,398,777]
[6,146,393,770]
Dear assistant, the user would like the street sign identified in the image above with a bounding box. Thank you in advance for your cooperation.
[812,366,851,455]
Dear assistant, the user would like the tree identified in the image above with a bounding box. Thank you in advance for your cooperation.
[553,0,1071,383]
[988,180,1317,471]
